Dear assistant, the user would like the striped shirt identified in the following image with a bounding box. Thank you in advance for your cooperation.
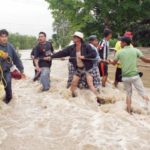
[98,38,109,60]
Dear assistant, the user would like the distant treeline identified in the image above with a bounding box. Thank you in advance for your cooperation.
[9,33,37,50]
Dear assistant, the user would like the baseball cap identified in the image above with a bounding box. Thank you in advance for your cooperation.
[88,35,98,42]
[124,32,133,39]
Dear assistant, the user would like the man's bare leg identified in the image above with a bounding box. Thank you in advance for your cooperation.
[114,81,118,88]
[126,96,132,114]
[102,75,107,87]
[86,74,105,105]
[70,75,80,97]
[86,74,98,95]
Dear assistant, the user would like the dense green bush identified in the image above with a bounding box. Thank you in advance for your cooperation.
[109,39,118,48]
[9,33,37,50]
[131,20,150,47]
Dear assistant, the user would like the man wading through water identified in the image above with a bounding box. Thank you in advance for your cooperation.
[34,32,54,91]
[98,29,112,87]
[51,32,104,103]
[109,37,150,114]
[114,32,133,87]
[0,29,25,103]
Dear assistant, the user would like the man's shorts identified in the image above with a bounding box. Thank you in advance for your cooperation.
[67,63,100,88]
[122,75,145,97]
[115,67,122,82]
[99,62,108,77]
[75,67,92,78]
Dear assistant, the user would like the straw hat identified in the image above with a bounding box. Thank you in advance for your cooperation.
[73,31,84,39]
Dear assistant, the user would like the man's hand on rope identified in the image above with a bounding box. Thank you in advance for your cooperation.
[43,56,52,61]
[78,55,85,60]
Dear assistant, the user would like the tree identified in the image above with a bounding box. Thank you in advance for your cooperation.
[46,0,150,47]
[52,14,72,49]
[9,33,37,49]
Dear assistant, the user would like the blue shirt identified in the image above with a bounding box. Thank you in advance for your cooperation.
[0,43,24,72]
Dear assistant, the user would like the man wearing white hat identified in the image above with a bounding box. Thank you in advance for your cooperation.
[51,31,103,103]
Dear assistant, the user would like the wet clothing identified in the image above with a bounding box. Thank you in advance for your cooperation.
[67,62,100,89]
[89,43,100,66]
[31,47,40,81]
[40,67,50,90]
[114,41,122,82]
[34,42,54,68]
[115,41,133,68]
[122,75,145,97]
[115,46,146,98]
[0,43,24,73]
[115,41,122,68]
[98,38,109,60]
[98,39,110,77]
[114,42,133,83]
[115,46,143,77]
[52,43,96,71]
[0,43,24,103]
[75,67,92,78]
[76,51,84,68]
[115,67,122,82]
[2,72,12,103]
[99,62,108,77]
[31,47,36,67]
[52,43,99,89]
[34,41,54,90]
[31,47,35,56]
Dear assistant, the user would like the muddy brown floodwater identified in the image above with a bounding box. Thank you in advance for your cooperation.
[0,49,150,150]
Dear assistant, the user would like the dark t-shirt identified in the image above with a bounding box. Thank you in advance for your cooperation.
[34,42,54,68]
[31,47,35,56]
[31,47,36,66]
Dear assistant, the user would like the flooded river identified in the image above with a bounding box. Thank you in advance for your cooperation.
[0,49,150,150]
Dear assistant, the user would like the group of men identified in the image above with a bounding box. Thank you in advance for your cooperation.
[0,28,150,114]
[31,30,113,103]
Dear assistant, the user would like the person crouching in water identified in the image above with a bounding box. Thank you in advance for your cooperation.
[51,31,103,103]
[34,32,54,91]
[67,35,101,91]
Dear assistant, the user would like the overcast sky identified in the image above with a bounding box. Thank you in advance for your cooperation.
[0,0,54,38]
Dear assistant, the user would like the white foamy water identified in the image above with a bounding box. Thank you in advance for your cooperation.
[0,50,150,150]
